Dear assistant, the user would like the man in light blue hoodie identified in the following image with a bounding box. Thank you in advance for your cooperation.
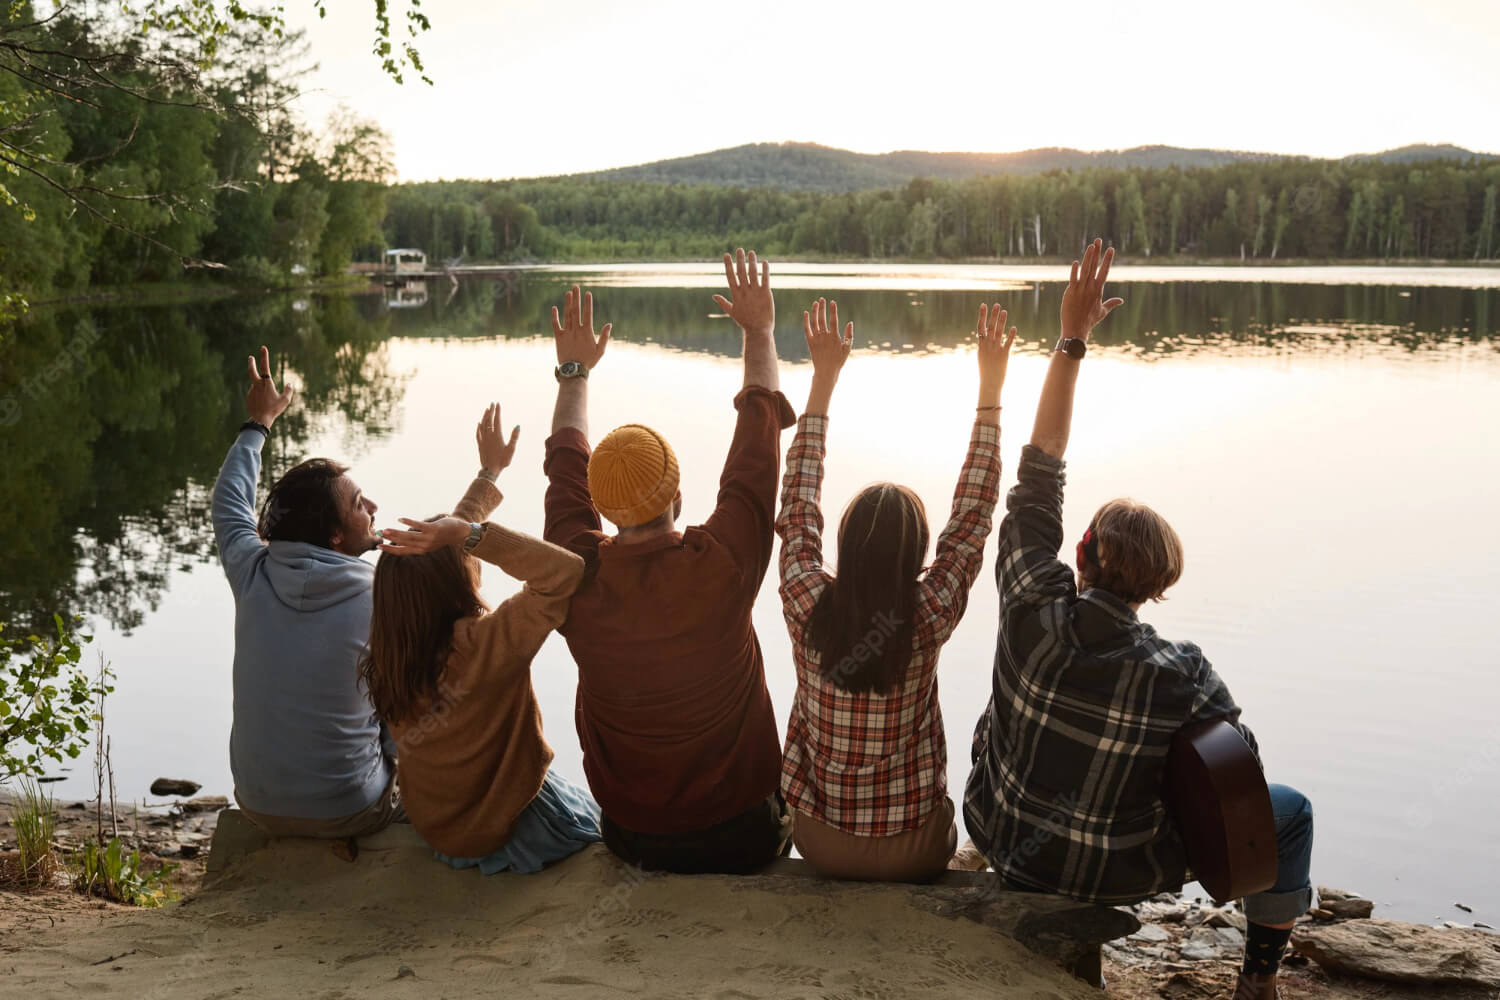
[212,346,399,838]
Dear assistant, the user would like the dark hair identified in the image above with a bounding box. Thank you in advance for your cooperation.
[359,518,486,726]
[804,483,928,695]
[259,458,349,547]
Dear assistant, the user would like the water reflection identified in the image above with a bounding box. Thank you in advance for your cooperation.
[0,295,409,632]
[1,272,1497,633]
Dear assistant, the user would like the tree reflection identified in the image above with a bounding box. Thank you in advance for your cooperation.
[0,293,412,632]
[0,276,1494,633]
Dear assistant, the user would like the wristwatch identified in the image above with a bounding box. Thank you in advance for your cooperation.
[1057,337,1088,360]
[555,361,589,381]
[462,522,484,552]
[476,468,499,483]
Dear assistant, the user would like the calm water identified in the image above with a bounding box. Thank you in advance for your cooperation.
[2,264,1497,924]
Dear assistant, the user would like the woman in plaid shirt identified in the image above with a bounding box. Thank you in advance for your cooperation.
[773,297,1015,882]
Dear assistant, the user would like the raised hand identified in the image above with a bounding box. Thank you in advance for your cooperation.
[552,285,611,368]
[802,297,851,416]
[476,402,520,476]
[1060,238,1125,342]
[975,302,1018,402]
[712,248,774,335]
[805,298,852,381]
[245,345,295,427]
[377,516,470,556]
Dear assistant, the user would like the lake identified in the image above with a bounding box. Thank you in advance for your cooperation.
[2,263,1497,925]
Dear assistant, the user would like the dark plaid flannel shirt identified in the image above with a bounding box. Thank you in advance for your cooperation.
[962,444,1257,904]
[777,414,1001,836]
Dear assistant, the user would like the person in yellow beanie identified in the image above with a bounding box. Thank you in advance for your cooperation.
[543,249,796,874]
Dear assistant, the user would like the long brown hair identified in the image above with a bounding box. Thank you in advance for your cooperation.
[359,519,486,726]
[804,483,928,695]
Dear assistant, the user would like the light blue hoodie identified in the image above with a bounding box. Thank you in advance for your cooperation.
[212,429,391,819]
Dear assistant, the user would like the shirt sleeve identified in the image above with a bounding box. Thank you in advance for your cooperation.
[700,386,798,599]
[996,444,1079,608]
[468,524,587,665]
[452,477,502,525]
[775,414,833,630]
[913,418,1002,648]
[211,429,268,599]
[1187,652,1263,768]
[543,427,604,563]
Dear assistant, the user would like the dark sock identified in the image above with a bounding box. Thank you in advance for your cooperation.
[1242,922,1294,977]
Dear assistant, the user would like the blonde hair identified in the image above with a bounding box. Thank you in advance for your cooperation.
[1086,498,1184,604]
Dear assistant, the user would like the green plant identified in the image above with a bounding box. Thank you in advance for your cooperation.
[0,614,111,783]
[11,777,58,887]
[71,837,177,908]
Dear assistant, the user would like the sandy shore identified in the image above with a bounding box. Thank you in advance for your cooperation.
[1,833,1106,1000]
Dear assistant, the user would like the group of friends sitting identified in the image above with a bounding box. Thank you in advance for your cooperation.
[212,241,1312,999]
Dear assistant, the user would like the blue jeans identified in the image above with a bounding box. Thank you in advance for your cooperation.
[1242,783,1315,925]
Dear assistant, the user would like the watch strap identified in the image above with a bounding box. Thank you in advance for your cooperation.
[555,361,589,381]
[240,419,271,439]
[462,522,484,552]
[476,468,499,483]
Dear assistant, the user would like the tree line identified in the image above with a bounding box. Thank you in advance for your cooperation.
[387,157,1500,264]
[1,3,397,312]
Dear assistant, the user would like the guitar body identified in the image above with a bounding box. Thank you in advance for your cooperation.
[1164,719,1277,905]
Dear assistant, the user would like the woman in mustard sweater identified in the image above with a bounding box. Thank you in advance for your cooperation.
[359,403,600,873]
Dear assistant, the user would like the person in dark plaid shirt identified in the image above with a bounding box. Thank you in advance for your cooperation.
[962,240,1314,1000]
[775,297,1014,882]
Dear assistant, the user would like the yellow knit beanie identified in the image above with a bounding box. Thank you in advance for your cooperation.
[588,424,680,528]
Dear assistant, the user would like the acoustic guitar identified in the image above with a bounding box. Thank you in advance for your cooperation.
[1164,718,1277,905]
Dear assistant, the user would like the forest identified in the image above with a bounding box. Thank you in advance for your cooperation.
[3,3,1498,320]
[386,156,1500,265]
[0,2,395,312]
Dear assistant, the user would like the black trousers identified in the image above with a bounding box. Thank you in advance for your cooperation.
[601,792,794,875]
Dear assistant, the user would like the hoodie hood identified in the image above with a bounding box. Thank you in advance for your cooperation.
[263,540,374,612]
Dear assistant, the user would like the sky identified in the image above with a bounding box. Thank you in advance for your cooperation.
[283,0,1500,182]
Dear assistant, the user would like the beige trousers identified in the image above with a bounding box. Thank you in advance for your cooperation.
[793,796,958,883]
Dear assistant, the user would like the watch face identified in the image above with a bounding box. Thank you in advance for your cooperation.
[1063,338,1088,360]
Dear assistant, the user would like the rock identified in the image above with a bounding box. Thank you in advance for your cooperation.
[1136,900,1190,924]
[1179,928,1224,961]
[180,796,229,814]
[1205,908,1247,932]
[1477,922,1495,931]
[395,965,415,979]
[1321,897,1373,920]
[1456,902,1473,913]
[1213,926,1245,950]
[150,778,202,797]
[178,843,200,860]
[1316,886,1355,902]
[1310,908,1335,921]
[1292,918,1500,988]
[1130,923,1172,943]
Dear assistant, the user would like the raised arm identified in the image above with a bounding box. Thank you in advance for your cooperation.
[212,345,294,598]
[545,285,610,556]
[1029,238,1123,459]
[703,250,797,588]
[914,305,1011,644]
[713,248,780,392]
[999,239,1125,606]
[776,299,852,627]
[452,402,518,523]
[549,285,611,439]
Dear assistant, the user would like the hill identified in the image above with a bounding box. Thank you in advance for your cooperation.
[573,141,1495,193]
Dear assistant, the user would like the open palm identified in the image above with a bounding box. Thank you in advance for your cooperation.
[1060,238,1125,342]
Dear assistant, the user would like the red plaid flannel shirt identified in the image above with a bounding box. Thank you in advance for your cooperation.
[775,414,1002,836]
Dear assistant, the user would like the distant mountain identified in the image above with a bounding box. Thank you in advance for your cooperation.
[570,141,1495,193]
[1343,143,1494,163]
